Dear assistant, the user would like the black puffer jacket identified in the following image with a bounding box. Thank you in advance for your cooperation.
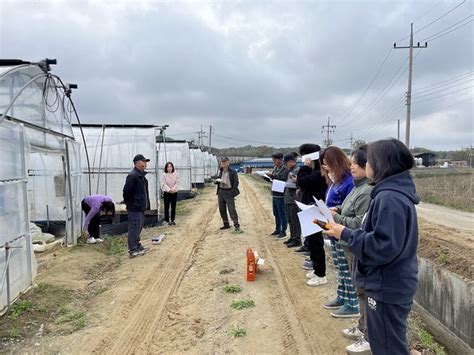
[123,167,150,212]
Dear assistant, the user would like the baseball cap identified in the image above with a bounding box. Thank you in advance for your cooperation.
[133,154,150,163]
[220,156,230,161]
[283,153,296,162]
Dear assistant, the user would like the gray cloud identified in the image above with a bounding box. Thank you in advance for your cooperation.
[0,0,472,150]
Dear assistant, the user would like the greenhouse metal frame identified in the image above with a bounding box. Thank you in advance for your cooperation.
[0,61,81,313]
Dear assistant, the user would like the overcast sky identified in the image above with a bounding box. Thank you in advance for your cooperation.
[1,0,472,150]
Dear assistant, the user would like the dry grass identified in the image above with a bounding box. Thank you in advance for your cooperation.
[414,174,473,212]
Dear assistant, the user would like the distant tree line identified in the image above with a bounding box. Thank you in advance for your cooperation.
[212,144,473,166]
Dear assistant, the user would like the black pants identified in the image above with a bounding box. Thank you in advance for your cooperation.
[163,192,178,222]
[218,189,239,227]
[286,203,301,240]
[307,232,326,277]
[81,199,100,239]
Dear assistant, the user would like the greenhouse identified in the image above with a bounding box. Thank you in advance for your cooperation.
[0,60,81,313]
[71,124,161,218]
[190,147,206,188]
[157,140,193,198]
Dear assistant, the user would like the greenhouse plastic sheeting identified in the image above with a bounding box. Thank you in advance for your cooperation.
[0,65,75,145]
[157,142,192,192]
[0,120,36,313]
[190,148,205,184]
[72,126,159,211]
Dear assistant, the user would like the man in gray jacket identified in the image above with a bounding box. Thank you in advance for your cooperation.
[216,157,240,232]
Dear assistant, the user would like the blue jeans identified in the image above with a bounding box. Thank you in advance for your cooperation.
[128,211,144,252]
[272,196,287,234]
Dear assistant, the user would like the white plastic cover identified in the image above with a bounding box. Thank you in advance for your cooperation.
[157,142,192,192]
[0,120,37,312]
[190,148,205,184]
[0,65,75,144]
[72,126,159,211]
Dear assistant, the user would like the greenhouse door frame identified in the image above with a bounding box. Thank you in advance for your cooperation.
[0,123,33,315]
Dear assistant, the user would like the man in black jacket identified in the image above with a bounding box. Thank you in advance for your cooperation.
[216,157,240,232]
[123,154,151,257]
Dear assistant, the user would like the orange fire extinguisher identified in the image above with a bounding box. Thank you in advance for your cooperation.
[246,248,256,281]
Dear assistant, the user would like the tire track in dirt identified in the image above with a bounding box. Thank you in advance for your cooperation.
[90,193,218,354]
[241,176,322,354]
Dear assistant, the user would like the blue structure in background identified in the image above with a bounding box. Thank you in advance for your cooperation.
[231,157,304,172]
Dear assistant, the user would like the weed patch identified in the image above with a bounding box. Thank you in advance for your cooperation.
[223,285,242,294]
[231,299,255,310]
[229,326,246,338]
[55,307,87,332]
[408,316,446,355]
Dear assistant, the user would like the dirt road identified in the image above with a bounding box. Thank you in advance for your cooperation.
[17,174,353,354]
[417,202,473,234]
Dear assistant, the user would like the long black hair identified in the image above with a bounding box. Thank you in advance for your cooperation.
[368,139,414,184]
[164,161,175,173]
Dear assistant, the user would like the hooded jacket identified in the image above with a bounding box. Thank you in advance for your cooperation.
[340,170,419,304]
[123,167,150,212]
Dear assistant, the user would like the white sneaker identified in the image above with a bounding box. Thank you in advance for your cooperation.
[86,237,97,244]
[95,238,104,243]
[307,275,328,287]
[346,337,371,355]
[306,271,316,279]
[342,326,364,340]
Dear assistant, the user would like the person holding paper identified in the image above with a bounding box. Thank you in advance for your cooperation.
[319,139,419,355]
[216,157,240,232]
[320,146,357,316]
[296,143,328,286]
[282,153,302,247]
[329,145,373,354]
[267,153,289,238]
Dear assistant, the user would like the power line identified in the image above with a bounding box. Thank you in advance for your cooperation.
[424,18,473,42]
[436,96,473,110]
[364,105,406,142]
[412,1,444,23]
[213,133,299,146]
[396,0,467,43]
[413,71,473,93]
[420,14,473,42]
[336,48,394,127]
[412,85,474,104]
[413,79,474,99]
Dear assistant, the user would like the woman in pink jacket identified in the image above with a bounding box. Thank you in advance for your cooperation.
[160,162,180,225]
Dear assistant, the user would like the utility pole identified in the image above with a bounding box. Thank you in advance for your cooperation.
[348,132,354,150]
[397,119,400,141]
[196,125,207,149]
[321,116,336,147]
[394,23,427,148]
[208,125,215,154]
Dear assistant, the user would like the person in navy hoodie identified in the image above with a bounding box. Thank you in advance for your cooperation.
[321,139,419,355]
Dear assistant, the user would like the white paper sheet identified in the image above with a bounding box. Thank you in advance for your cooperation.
[297,205,327,237]
[271,179,286,193]
[313,198,335,223]
[295,201,312,211]
[285,181,297,188]
[302,151,320,162]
